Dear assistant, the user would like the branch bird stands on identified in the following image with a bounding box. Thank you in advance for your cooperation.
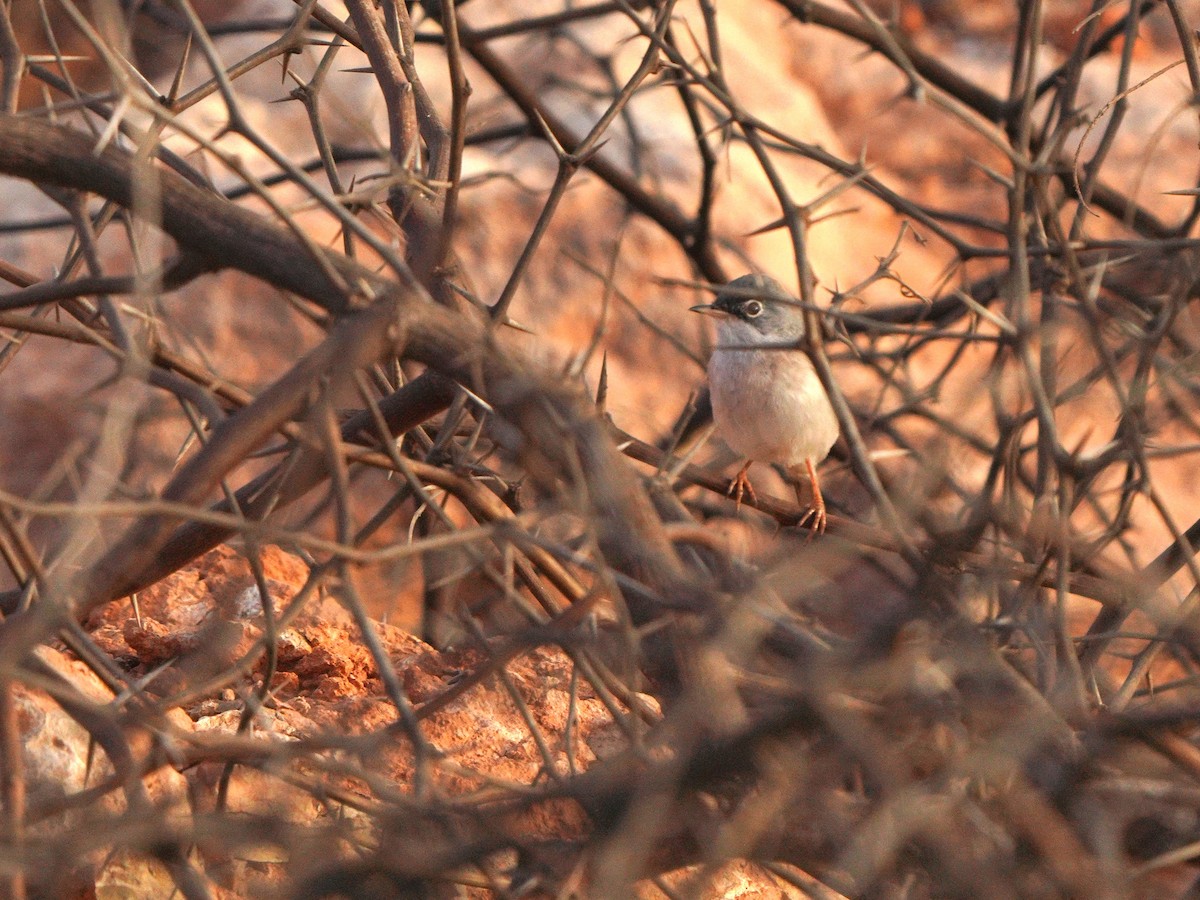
[691,274,839,535]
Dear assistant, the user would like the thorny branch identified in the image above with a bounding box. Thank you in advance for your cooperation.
[1,1,1200,897]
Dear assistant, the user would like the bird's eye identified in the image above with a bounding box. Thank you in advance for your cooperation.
[743,300,764,318]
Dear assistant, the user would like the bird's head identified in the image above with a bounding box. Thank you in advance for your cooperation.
[690,274,806,346]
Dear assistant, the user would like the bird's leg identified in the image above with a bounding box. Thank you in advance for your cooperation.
[727,460,756,511]
[793,458,827,537]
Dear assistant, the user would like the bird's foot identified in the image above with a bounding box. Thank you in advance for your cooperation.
[727,461,756,512]
[794,501,827,540]
[793,458,827,540]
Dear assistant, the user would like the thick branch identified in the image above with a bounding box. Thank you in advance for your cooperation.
[0,115,688,640]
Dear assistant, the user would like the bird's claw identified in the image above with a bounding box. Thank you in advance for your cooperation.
[727,469,756,512]
[794,458,827,540]
[794,503,827,540]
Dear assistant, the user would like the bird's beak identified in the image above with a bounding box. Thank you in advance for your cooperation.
[690,303,729,317]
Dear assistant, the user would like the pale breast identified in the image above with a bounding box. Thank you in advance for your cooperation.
[708,346,839,465]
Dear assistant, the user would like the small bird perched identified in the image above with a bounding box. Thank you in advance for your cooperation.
[691,274,839,534]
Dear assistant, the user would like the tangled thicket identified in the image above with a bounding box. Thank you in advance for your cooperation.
[2,1,1200,897]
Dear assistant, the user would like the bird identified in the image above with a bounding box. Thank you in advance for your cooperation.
[690,274,839,534]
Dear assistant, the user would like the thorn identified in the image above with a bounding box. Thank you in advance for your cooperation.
[570,139,607,169]
[499,316,535,335]
[92,94,131,156]
[745,215,786,237]
[596,351,608,412]
[24,55,91,63]
[531,109,567,159]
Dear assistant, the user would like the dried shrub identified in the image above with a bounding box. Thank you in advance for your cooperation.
[1,1,1199,897]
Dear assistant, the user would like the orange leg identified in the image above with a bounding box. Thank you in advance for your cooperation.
[793,458,827,537]
[727,460,757,511]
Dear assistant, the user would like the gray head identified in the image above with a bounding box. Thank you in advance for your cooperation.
[690,274,806,346]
